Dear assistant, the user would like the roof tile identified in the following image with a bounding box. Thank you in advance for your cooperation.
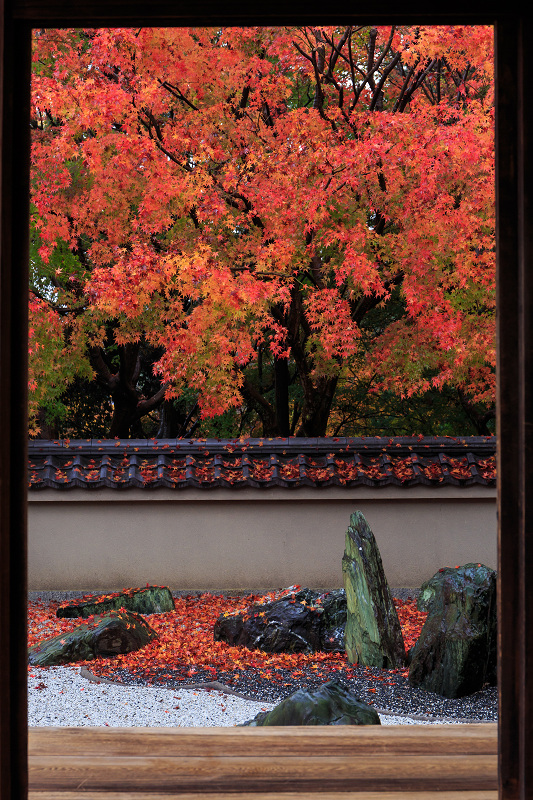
[28,436,496,491]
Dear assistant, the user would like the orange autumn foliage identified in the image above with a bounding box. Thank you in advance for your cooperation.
[31,26,494,436]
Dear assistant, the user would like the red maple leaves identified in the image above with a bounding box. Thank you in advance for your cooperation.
[29,25,495,436]
[28,591,426,681]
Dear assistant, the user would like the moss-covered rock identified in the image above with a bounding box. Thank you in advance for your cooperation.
[240,680,381,726]
[28,609,157,666]
[57,585,175,618]
[342,511,406,668]
[409,563,497,698]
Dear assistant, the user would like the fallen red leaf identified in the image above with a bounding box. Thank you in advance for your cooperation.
[27,592,426,683]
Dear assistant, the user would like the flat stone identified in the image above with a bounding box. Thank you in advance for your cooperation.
[240,680,381,726]
[57,585,175,618]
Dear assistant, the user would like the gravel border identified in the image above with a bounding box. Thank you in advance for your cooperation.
[79,666,478,723]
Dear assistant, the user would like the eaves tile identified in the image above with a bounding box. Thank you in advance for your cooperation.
[28,436,496,491]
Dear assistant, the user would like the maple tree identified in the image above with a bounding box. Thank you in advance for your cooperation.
[30,25,494,437]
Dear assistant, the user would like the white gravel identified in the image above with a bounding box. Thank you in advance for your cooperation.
[28,666,461,726]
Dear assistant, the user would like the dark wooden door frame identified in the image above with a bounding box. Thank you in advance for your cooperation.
[1,6,530,798]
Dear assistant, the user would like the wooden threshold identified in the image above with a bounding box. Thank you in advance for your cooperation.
[28,724,498,797]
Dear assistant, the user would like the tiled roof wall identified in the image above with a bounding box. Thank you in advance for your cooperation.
[28,436,496,490]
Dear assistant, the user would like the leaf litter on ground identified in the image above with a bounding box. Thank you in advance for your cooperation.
[27,591,497,719]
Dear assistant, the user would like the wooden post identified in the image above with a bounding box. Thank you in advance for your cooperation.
[496,15,533,799]
[0,8,31,800]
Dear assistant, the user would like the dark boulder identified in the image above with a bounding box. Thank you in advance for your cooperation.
[342,511,406,668]
[214,586,347,654]
[318,589,347,652]
[409,563,497,698]
[57,585,175,618]
[240,680,381,726]
[28,609,157,666]
[214,586,322,654]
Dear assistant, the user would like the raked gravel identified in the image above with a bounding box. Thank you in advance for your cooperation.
[28,665,464,727]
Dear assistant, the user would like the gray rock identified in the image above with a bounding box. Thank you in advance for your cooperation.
[409,563,497,698]
[57,585,175,618]
[342,511,406,668]
[28,609,157,666]
[240,680,381,726]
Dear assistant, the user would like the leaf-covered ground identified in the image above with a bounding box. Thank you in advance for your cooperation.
[28,591,426,703]
[28,591,499,719]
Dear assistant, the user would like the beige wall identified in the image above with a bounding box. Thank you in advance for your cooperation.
[27,486,497,592]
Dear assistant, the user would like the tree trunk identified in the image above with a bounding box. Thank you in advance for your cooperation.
[108,387,143,438]
[296,374,339,437]
[90,341,167,438]
[156,400,182,438]
[274,357,290,437]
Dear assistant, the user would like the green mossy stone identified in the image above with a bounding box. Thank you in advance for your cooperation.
[241,680,381,726]
[28,609,157,666]
[57,585,175,618]
[409,563,497,698]
[342,511,406,668]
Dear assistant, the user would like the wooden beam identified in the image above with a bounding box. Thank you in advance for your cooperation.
[28,792,499,800]
[495,15,533,800]
[0,9,31,800]
[28,725,497,795]
[28,725,498,757]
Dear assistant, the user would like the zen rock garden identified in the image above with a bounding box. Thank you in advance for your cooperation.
[214,511,497,700]
[28,512,498,725]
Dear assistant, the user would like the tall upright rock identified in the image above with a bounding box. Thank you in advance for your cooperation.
[342,511,406,668]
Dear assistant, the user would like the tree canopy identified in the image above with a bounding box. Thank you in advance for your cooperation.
[30,25,495,438]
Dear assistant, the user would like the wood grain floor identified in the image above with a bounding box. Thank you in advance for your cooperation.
[28,724,498,798]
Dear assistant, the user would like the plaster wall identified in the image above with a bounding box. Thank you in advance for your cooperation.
[27,487,497,591]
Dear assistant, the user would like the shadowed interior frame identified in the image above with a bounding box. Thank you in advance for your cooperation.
[1,6,531,799]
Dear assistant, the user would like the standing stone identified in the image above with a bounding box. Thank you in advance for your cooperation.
[342,511,406,668]
[57,585,175,618]
[409,563,497,698]
[28,609,157,666]
[240,681,381,726]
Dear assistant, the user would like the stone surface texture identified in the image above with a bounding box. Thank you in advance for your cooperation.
[56,585,175,618]
[240,680,381,726]
[28,609,157,666]
[342,511,406,668]
[213,586,346,654]
[408,563,497,698]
